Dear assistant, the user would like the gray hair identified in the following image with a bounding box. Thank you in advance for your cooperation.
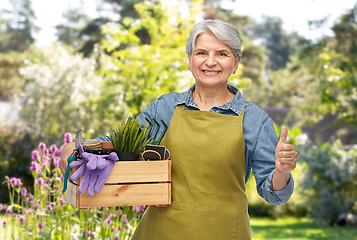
[186,19,242,59]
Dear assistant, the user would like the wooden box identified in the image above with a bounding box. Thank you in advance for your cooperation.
[65,142,171,209]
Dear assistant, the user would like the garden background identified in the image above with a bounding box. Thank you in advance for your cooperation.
[0,0,356,239]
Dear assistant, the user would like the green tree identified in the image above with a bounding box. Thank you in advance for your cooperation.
[98,0,251,122]
[0,0,38,52]
[55,6,90,48]
[13,44,104,138]
[253,16,304,71]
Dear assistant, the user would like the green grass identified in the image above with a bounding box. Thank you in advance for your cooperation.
[2,214,357,240]
[251,217,357,240]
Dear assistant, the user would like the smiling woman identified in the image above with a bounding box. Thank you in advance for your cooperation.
[189,33,239,110]
[59,18,299,240]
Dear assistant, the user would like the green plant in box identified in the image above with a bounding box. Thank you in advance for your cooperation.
[110,117,151,159]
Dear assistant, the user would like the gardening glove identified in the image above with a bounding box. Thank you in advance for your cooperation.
[70,145,119,196]
[83,159,117,196]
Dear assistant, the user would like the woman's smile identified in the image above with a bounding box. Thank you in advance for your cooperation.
[189,32,239,88]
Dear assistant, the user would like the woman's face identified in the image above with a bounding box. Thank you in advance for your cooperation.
[189,32,240,89]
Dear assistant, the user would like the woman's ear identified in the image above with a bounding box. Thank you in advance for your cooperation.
[233,56,241,73]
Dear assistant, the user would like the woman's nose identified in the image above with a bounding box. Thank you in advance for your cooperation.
[205,54,217,66]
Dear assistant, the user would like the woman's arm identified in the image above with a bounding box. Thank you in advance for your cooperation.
[272,127,298,191]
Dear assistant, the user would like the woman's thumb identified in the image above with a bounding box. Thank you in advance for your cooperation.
[279,127,288,145]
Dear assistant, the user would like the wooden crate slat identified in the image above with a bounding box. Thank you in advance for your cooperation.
[69,160,171,184]
[106,160,171,183]
[65,181,171,208]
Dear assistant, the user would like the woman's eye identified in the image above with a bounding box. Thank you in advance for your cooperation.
[218,52,227,56]
[197,52,205,55]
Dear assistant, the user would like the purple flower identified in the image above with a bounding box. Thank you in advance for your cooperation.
[43,148,49,156]
[31,150,40,160]
[114,236,120,240]
[38,142,46,151]
[50,144,58,154]
[30,161,40,172]
[54,149,61,157]
[0,203,2,211]
[19,216,25,224]
[36,178,44,186]
[111,226,116,233]
[46,204,52,211]
[5,208,11,216]
[9,177,17,186]
[38,222,43,229]
[63,132,72,143]
[16,178,22,186]
[2,220,6,227]
[13,213,17,218]
[21,188,27,196]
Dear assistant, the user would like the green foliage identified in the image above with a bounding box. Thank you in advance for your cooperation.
[0,0,38,52]
[13,43,104,138]
[299,140,357,226]
[110,117,151,154]
[0,124,45,204]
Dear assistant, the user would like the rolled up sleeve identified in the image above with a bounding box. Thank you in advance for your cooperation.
[250,117,294,205]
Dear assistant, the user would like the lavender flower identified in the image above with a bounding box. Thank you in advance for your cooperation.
[46,204,53,211]
[5,208,11,216]
[54,149,61,157]
[9,177,17,186]
[2,220,6,227]
[30,161,40,172]
[38,142,46,151]
[16,178,23,186]
[31,150,40,160]
[38,222,43,229]
[111,226,116,233]
[114,236,120,240]
[50,144,58,154]
[36,178,44,186]
[63,132,72,143]
[21,187,27,196]
[19,215,25,224]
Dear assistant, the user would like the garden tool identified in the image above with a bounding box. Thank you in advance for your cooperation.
[69,145,119,196]
[62,129,84,193]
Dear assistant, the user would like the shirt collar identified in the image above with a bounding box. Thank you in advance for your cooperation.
[175,84,245,116]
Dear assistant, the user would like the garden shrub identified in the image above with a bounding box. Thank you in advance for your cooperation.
[299,140,357,226]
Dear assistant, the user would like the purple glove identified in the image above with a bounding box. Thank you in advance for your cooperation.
[69,145,119,196]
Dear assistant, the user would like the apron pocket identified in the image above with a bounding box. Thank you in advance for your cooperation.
[154,202,238,240]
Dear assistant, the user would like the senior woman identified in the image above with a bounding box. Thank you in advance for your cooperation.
[60,19,297,239]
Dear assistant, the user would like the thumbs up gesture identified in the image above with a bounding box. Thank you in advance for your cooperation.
[275,127,298,173]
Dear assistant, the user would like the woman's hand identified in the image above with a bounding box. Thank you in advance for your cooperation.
[272,127,298,191]
[59,142,76,176]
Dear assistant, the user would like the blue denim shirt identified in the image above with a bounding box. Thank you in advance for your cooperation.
[97,85,294,205]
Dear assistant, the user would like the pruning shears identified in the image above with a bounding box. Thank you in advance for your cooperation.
[62,129,84,193]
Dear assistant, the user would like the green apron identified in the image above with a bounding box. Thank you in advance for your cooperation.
[132,104,251,240]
